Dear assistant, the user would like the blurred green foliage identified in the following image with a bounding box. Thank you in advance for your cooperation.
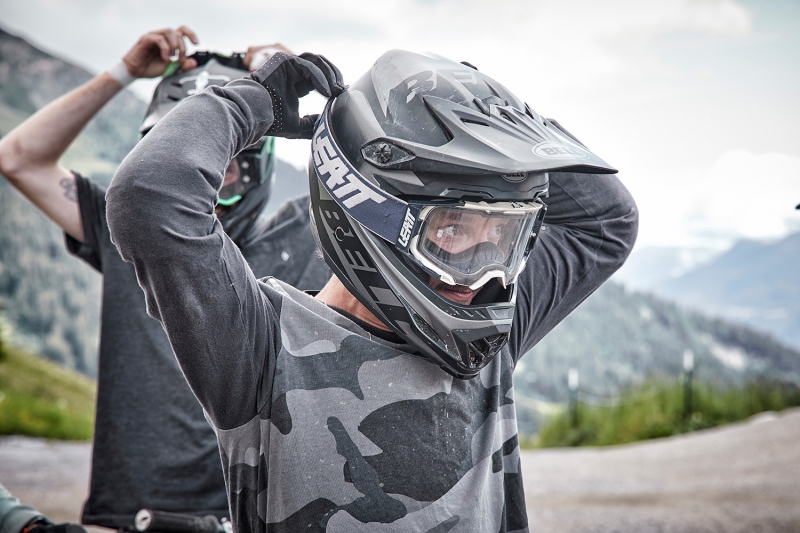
[0,330,96,440]
[535,378,800,448]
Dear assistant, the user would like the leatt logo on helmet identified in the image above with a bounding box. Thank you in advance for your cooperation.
[397,208,416,248]
[313,124,387,209]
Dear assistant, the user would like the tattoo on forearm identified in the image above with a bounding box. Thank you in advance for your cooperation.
[60,177,78,202]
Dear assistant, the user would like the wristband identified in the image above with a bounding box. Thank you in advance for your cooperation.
[106,61,136,87]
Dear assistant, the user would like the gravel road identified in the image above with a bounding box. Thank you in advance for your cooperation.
[2,408,799,532]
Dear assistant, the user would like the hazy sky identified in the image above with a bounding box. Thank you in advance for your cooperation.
[1,0,798,250]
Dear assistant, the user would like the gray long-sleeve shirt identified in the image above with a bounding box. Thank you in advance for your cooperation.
[66,173,329,528]
[106,77,638,532]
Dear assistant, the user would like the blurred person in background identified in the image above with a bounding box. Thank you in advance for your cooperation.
[0,26,329,529]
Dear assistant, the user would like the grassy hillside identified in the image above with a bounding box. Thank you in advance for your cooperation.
[536,378,800,448]
[514,282,800,434]
[0,329,96,440]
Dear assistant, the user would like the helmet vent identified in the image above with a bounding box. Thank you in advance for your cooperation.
[473,97,490,116]
[466,333,508,368]
[461,118,490,127]
[524,102,542,124]
[412,312,446,348]
[362,140,415,168]
[482,95,508,107]
[502,172,527,183]
[498,110,516,124]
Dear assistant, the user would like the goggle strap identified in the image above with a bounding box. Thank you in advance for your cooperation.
[312,103,410,245]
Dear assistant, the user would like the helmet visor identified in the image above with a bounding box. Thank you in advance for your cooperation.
[412,201,544,290]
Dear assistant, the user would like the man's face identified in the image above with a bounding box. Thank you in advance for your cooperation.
[423,211,511,305]
[215,158,241,217]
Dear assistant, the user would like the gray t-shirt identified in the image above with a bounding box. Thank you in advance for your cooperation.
[106,78,638,532]
[65,174,330,528]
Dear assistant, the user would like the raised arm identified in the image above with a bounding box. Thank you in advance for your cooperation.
[0,26,198,241]
[106,53,344,428]
[511,170,639,357]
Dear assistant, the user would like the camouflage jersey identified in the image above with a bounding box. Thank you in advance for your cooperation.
[216,276,527,531]
[106,76,639,532]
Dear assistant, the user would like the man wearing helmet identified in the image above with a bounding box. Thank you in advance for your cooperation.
[107,50,638,531]
[0,28,329,530]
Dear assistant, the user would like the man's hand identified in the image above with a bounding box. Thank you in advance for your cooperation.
[244,43,293,71]
[122,26,200,79]
[249,52,346,139]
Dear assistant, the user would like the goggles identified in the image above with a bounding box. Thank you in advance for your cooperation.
[218,137,274,207]
[408,200,545,290]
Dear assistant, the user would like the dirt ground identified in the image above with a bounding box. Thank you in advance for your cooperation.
[2,408,799,533]
[522,408,800,533]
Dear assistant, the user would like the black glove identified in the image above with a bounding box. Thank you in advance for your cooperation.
[248,52,345,140]
[24,520,86,533]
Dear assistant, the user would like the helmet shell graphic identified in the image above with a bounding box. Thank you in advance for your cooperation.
[309,50,616,378]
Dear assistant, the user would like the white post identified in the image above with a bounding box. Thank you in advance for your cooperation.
[568,368,579,428]
[568,368,579,391]
[683,349,694,372]
[683,349,694,419]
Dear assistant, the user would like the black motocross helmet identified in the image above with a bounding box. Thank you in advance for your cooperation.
[141,51,276,245]
[309,50,617,379]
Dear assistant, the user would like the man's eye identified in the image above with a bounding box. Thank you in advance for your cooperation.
[436,225,461,238]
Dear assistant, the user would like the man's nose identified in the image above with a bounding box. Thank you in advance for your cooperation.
[477,224,495,243]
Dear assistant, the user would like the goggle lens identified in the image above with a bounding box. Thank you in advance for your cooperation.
[413,202,543,289]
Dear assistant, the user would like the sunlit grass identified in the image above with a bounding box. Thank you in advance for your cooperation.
[0,342,95,440]
[535,378,800,448]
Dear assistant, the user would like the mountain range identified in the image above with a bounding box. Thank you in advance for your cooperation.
[656,233,800,349]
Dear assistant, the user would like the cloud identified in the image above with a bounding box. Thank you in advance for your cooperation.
[276,0,753,94]
[1,0,753,90]
[636,150,800,248]
[686,150,800,241]
[7,0,794,253]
